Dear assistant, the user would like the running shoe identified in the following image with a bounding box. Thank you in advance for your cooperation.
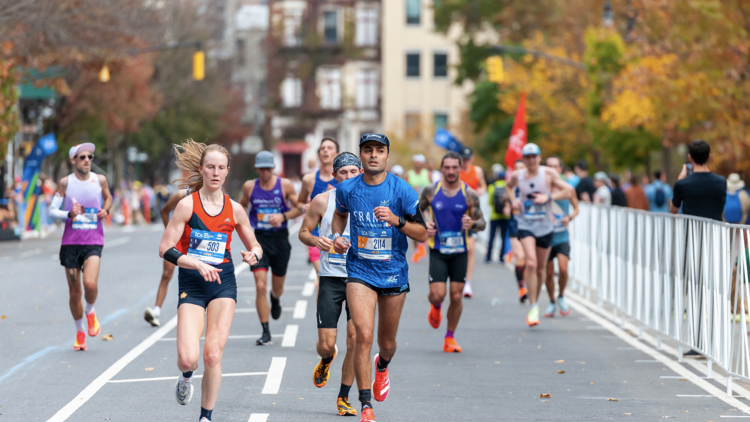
[411,244,426,263]
[144,307,160,327]
[86,311,100,337]
[337,397,357,416]
[174,374,194,405]
[73,330,87,351]
[544,303,557,318]
[558,296,570,316]
[313,345,337,388]
[270,292,282,320]
[462,281,473,298]
[526,306,540,327]
[518,286,528,303]
[428,305,442,329]
[200,418,210,422]
[256,330,272,346]
[372,354,390,402]
[443,337,462,353]
[360,407,376,422]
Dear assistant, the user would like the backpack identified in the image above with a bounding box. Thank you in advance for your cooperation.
[725,191,743,223]
[492,183,507,213]
[654,186,666,207]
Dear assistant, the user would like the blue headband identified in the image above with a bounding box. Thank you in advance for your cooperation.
[333,153,362,173]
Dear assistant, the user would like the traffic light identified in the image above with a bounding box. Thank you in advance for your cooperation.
[193,51,205,81]
[486,56,504,84]
[99,65,110,83]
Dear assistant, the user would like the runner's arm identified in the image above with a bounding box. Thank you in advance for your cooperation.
[98,174,113,218]
[49,177,71,220]
[239,180,254,211]
[465,187,487,232]
[299,193,331,250]
[568,191,580,221]
[160,190,186,228]
[296,173,314,212]
[475,166,487,196]
[418,184,435,212]
[282,178,302,220]
[232,199,263,266]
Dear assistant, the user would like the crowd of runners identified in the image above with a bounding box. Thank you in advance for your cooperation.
[51,137,579,422]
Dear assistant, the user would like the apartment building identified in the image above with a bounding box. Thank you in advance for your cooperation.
[265,0,382,179]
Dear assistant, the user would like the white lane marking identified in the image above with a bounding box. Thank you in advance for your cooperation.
[238,285,303,292]
[46,315,178,422]
[158,334,284,342]
[301,281,315,297]
[235,307,294,314]
[281,325,298,348]
[566,294,750,414]
[236,262,249,275]
[249,414,269,422]
[262,357,286,394]
[20,249,42,258]
[293,300,307,319]
[108,372,267,383]
[308,268,317,281]
[103,237,131,249]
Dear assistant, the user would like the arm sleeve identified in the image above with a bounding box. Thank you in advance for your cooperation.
[671,182,682,208]
[335,184,348,213]
[49,193,69,220]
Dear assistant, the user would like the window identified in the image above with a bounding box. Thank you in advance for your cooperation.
[318,68,341,109]
[434,113,448,129]
[324,11,337,44]
[433,53,447,77]
[405,112,422,139]
[283,8,303,46]
[236,39,245,66]
[281,76,302,108]
[356,69,378,108]
[406,53,420,77]
[406,0,420,25]
[356,8,378,46]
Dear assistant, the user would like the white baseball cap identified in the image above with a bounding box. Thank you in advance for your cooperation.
[522,143,541,156]
[391,165,404,175]
[412,154,426,163]
[69,143,96,159]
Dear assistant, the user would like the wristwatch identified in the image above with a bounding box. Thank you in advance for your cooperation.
[396,215,406,229]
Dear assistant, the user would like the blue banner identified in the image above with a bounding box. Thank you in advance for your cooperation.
[433,128,463,153]
[21,133,58,231]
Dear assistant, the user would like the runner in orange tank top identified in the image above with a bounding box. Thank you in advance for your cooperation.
[458,147,487,298]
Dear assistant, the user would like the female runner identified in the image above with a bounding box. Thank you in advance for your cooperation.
[159,140,263,422]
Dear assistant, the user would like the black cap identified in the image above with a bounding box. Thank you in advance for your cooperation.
[359,133,390,148]
[460,146,473,159]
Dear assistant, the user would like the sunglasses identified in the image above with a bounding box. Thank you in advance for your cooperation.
[77,154,94,161]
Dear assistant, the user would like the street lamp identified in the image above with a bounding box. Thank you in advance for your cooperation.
[603,1,614,27]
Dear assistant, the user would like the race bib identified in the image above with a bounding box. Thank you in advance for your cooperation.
[256,207,281,230]
[72,208,98,230]
[357,228,392,261]
[523,200,546,221]
[327,234,349,266]
[187,229,227,265]
[439,231,465,254]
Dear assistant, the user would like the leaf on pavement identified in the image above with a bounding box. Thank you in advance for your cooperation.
[607,398,619,401]
[555,360,565,363]
[145,367,154,371]
[558,371,565,374]
[1,315,5,319]
[102,334,113,341]
[540,393,550,398]
[623,413,632,416]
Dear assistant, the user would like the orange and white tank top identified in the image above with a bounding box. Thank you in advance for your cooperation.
[177,191,235,265]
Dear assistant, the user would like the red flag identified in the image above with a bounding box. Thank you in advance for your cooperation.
[504,92,527,171]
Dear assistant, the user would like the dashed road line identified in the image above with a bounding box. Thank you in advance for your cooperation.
[281,325,298,347]
[293,300,307,319]
[262,357,287,394]
[301,281,315,297]
[249,414,269,422]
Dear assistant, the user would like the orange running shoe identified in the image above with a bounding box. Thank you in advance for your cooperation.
[428,305,442,329]
[372,354,390,402]
[360,407,375,422]
[443,337,462,353]
[86,311,100,337]
[313,345,337,388]
[337,397,357,416]
[518,286,528,304]
[74,330,87,351]
[411,244,426,263]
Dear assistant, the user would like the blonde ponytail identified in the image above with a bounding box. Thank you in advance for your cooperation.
[173,139,230,192]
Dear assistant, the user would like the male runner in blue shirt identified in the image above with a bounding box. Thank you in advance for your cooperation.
[332,133,428,422]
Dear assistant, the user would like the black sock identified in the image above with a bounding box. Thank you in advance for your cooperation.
[182,370,193,379]
[376,356,390,372]
[321,355,334,365]
[359,389,372,410]
[261,322,269,333]
[515,266,524,285]
[338,383,352,399]
[550,300,556,304]
[558,294,564,299]
[200,407,213,421]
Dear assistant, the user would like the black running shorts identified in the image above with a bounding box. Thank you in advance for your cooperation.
[317,276,351,329]
[548,242,571,261]
[178,261,237,309]
[508,217,519,238]
[59,244,103,270]
[428,248,467,284]
[252,230,292,277]
[347,277,410,296]
[518,230,553,249]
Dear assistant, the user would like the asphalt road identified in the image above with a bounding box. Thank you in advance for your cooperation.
[1,223,749,421]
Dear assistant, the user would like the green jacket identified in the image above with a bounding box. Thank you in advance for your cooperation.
[488,180,509,221]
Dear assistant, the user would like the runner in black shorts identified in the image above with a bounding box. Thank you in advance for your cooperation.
[507,159,527,302]
[420,151,486,353]
[240,151,302,345]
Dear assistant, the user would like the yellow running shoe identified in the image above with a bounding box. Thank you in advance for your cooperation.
[86,311,100,337]
[313,345,337,388]
[337,397,357,416]
[73,330,87,351]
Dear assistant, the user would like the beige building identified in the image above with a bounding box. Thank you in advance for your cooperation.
[381,0,475,150]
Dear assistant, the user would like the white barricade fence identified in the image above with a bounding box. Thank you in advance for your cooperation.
[569,203,750,384]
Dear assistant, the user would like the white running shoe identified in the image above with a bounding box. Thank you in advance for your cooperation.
[175,374,194,405]
[200,418,211,422]
[462,281,473,298]
[144,308,160,327]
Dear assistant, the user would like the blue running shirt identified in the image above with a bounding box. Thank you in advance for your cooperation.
[335,173,419,289]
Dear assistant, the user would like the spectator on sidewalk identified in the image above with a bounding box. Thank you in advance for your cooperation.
[564,166,579,188]
[724,173,749,224]
[486,166,511,263]
[609,174,628,207]
[625,176,649,210]
[593,172,612,205]
[575,160,595,202]
[644,171,673,213]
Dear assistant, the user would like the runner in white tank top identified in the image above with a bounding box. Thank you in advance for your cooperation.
[298,152,363,416]
[505,143,574,327]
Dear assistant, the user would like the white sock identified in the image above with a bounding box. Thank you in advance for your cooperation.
[153,306,161,317]
[85,303,95,315]
[75,319,85,331]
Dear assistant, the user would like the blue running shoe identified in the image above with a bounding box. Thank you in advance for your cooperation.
[544,303,557,318]
[558,296,570,316]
